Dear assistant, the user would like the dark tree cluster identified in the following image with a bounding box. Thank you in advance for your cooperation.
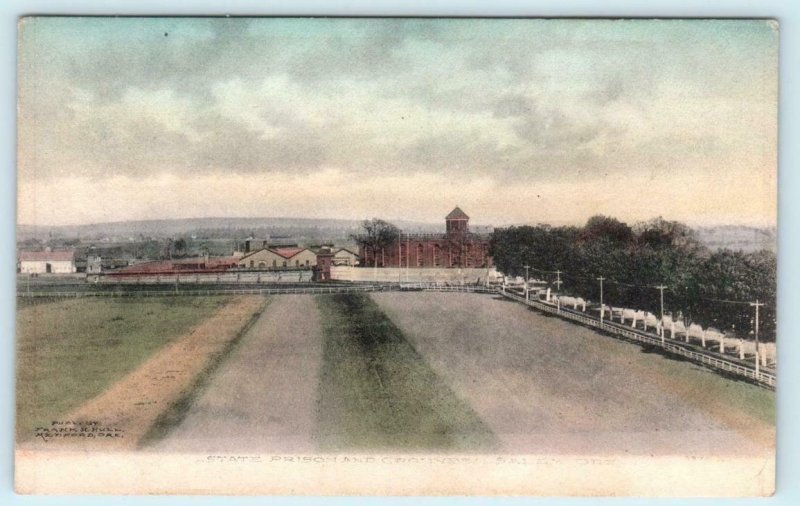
[349,219,400,267]
[490,215,776,340]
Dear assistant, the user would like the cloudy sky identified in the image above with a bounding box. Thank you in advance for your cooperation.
[18,17,777,227]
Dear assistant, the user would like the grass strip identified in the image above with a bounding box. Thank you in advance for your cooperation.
[16,296,233,441]
[315,293,496,452]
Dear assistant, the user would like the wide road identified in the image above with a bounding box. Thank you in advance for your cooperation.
[153,291,773,456]
[153,294,323,453]
[371,292,775,456]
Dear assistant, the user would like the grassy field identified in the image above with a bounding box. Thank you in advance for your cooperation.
[315,293,497,452]
[16,296,231,441]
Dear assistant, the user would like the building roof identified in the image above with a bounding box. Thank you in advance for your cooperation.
[445,206,470,220]
[271,247,307,259]
[115,260,173,273]
[18,250,75,262]
[239,247,311,261]
[334,247,358,256]
[238,248,281,262]
[113,256,239,274]
[204,256,241,268]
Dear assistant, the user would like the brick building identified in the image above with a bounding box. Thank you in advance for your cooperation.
[359,207,492,268]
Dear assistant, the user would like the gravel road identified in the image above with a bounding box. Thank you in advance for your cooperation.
[153,294,322,453]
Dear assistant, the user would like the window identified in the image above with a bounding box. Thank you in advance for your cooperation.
[417,244,424,267]
[258,262,266,268]
[272,260,277,267]
[295,260,300,267]
[249,260,254,268]
[282,261,287,267]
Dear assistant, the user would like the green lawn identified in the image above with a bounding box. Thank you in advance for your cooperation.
[314,293,496,452]
[16,296,231,441]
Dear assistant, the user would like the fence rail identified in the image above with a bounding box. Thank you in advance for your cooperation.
[16,282,493,298]
[498,289,776,390]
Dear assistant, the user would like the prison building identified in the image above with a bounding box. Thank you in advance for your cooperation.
[359,207,493,269]
[237,247,317,269]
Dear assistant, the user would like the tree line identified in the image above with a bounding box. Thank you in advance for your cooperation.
[489,215,776,340]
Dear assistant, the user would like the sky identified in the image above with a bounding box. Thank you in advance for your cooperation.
[17,17,778,228]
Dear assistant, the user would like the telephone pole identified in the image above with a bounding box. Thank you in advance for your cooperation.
[597,276,605,322]
[524,265,530,301]
[554,269,563,293]
[750,299,764,375]
[655,285,668,344]
[406,232,410,282]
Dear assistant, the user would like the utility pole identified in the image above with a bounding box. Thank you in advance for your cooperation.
[406,233,410,283]
[597,277,605,322]
[554,270,563,293]
[524,265,530,301]
[750,299,764,375]
[656,285,667,345]
[398,236,402,283]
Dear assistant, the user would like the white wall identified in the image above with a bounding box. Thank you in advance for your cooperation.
[20,260,76,274]
[331,266,496,283]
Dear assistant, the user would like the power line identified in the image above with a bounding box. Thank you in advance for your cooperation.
[520,265,769,307]
[696,295,767,306]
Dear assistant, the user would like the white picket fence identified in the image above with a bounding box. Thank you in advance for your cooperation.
[500,289,776,389]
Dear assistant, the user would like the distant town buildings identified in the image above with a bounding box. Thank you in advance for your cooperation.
[86,255,102,273]
[237,247,317,269]
[360,207,493,268]
[332,247,359,266]
[18,249,77,274]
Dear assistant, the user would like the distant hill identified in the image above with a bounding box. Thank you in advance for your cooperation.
[19,218,771,253]
[17,217,363,241]
[16,216,462,242]
[694,225,776,253]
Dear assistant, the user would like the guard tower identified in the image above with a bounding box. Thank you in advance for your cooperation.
[313,248,334,282]
[445,206,470,236]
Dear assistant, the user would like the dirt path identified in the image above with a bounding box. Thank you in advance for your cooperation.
[20,295,266,451]
[152,294,323,453]
[371,292,775,456]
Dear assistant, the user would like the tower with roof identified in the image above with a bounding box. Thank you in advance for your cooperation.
[445,206,470,236]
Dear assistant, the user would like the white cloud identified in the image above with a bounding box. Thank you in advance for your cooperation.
[17,18,778,227]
